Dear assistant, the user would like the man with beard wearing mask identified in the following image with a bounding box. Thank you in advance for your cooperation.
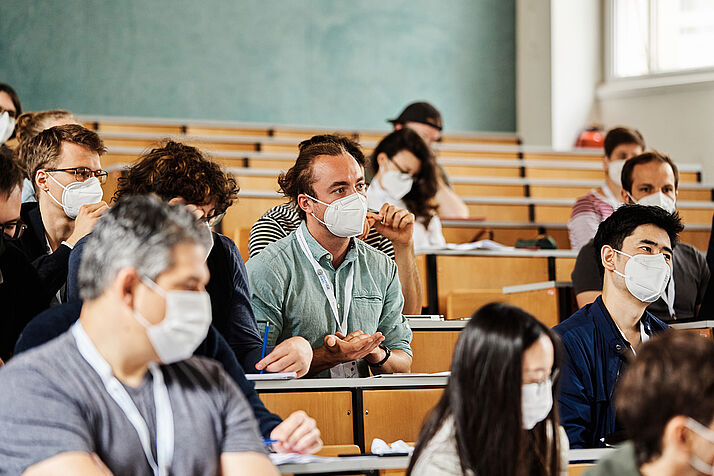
[246,135,413,378]
[571,152,709,320]
[0,195,279,475]
[555,205,682,449]
[0,149,52,362]
[15,124,108,301]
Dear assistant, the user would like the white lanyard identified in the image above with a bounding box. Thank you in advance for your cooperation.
[72,322,174,476]
[664,261,676,318]
[296,227,354,335]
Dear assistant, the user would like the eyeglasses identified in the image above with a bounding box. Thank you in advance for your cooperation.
[1,218,27,240]
[0,106,16,119]
[388,157,417,179]
[525,368,559,389]
[199,211,225,228]
[45,167,109,184]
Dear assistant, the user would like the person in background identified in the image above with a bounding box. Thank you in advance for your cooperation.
[15,124,108,301]
[66,140,313,377]
[572,152,709,320]
[408,303,568,476]
[568,127,645,251]
[248,135,423,315]
[584,332,714,476]
[14,109,79,203]
[555,205,681,448]
[367,128,444,249]
[0,82,22,149]
[0,148,52,361]
[697,213,714,318]
[388,101,469,218]
[0,195,279,475]
[246,134,413,378]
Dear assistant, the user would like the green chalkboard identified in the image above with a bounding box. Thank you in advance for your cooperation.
[0,0,515,131]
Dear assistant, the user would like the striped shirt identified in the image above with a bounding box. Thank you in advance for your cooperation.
[248,202,395,260]
[567,189,617,251]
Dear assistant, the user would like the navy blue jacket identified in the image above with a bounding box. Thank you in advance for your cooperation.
[14,300,282,439]
[66,233,266,371]
[553,296,669,448]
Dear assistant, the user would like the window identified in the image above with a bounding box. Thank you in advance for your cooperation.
[610,0,714,78]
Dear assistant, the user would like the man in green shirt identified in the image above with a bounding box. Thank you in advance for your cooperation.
[246,135,413,378]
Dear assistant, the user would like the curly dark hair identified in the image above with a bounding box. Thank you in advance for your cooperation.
[369,128,438,226]
[278,134,365,221]
[114,140,239,214]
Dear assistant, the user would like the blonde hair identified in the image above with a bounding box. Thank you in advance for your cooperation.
[14,110,78,145]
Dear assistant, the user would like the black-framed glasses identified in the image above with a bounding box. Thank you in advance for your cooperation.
[388,157,417,178]
[45,167,108,184]
[199,211,225,228]
[0,106,17,119]
[1,218,27,240]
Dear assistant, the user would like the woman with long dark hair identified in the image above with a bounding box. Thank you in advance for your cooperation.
[408,303,568,476]
[366,128,444,249]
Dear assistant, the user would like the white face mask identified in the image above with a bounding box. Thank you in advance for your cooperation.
[613,249,671,303]
[46,174,104,219]
[133,276,212,364]
[0,111,15,144]
[686,418,714,475]
[381,169,414,200]
[608,159,626,187]
[631,191,677,214]
[522,377,553,430]
[305,192,367,238]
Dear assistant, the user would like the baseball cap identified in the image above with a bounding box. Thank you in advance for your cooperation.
[388,102,443,131]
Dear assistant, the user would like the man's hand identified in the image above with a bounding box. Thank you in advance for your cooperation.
[324,330,384,362]
[66,202,109,246]
[255,336,313,378]
[369,204,415,248]
[270,411,322,454]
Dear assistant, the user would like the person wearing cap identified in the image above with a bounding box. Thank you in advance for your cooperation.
[389,102,469,218]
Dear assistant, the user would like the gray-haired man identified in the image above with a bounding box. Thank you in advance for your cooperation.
[0,195,278,475]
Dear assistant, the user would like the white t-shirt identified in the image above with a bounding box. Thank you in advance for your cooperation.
[366,179,446,250]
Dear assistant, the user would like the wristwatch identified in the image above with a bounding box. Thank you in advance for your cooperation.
[368,344,391,368]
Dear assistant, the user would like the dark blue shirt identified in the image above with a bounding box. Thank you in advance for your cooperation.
[553,296,669,448]
[66,233,265,372]
[14,300,282,439]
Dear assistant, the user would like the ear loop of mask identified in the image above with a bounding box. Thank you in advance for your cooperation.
[611,249,631,280]
[43,172,69,210]
[304,194,337,228]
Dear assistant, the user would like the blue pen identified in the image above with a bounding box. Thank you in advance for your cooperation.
[263,439,279,445]
[259,322,269,374]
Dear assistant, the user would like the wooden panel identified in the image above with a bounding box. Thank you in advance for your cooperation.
[569,463,595,476]
[97,123,183,134]
[363,389,443,445]
[316,444,361,457]
[440,136,519,145]
[410,330,460,373]
[534,205,572,223]
[680,229,710,252]
[678,189,712,201]
[101,137,168,149]
[232,174,280,191]
[436,255,550,311]
[465,204,530,222]
[188,139,258,152]
[680,171,700,183]
[258,391,354,445]
[102,170,122,204]
[446,288,559,327]
[452,183,525,197]
[416,255,429,309]
[223,196,285,238]
[523,152,601,162]
[437,149,520,159]
[260,143,301,154]
[247,158,296,169]
[526,168,605,180]
[677,208,714,225]
[441,226,570,249]
[380,470,406,476]
[556,258,577,281]
[529,185,591,199]
[102,151,141,166]
[184,125,270,136]
[676,328,713,339]
[441,165,522,178]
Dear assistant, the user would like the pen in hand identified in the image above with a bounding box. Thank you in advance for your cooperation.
[259,323,269,374]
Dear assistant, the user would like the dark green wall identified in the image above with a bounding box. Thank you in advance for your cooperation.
[0,0,515,131]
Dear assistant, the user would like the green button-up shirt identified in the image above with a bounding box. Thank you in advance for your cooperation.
[245,222,412,378]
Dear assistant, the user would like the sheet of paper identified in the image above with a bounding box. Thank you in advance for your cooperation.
[444,240,513,251]
[245,371,298,381]
[268,453,337,465]
[367,371,450,378]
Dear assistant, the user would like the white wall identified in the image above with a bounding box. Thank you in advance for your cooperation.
[598,80,714,184]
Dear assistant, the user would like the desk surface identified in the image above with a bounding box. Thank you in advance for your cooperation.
[416,247,579,258]
[255,376,449,391]
[277,448,613,474]
[408,319,468,329]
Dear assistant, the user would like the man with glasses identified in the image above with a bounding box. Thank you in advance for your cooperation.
[15,124,108,301]
[0,148,52,361]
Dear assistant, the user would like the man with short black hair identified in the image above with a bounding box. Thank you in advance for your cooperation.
[555,204,682,448]
[585,332,714,475]
[0,195,278,475]
[572,151,709,320]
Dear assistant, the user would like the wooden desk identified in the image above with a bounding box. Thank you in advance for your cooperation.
[256,377,448,452]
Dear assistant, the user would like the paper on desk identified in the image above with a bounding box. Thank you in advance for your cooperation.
[367,371,450,378]
[444,240,513,251]
[268,453,336,465]
[245,372,297,381]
